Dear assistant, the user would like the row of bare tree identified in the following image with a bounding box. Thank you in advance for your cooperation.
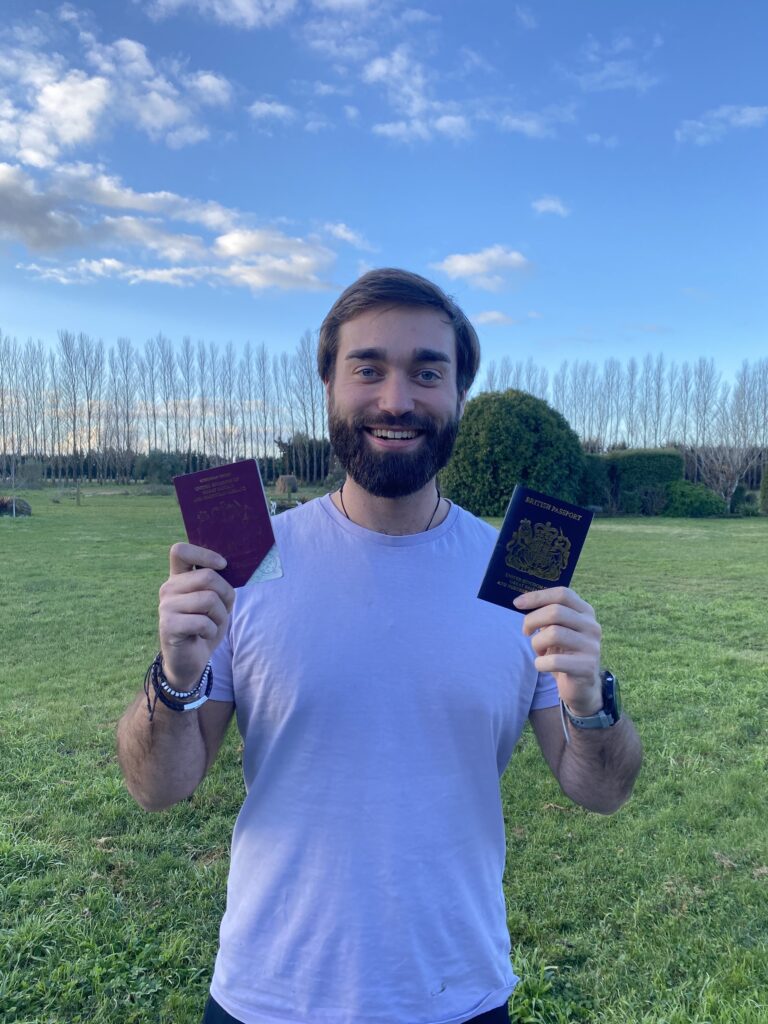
[1,328,766,496]
[482,353,768,501]
[0,329,327,484]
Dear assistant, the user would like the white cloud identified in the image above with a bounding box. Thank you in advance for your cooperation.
[0,63,111,168]
[475,311,515,325]
[570,34,661,94]
[372,119,430,142]
[514,5,537,30]
[146,0,298,28]
[363,46,429,119]
[532,195,569,217]
[103,215,208,262]
[0,23,231,163]
[303,16,377,62]
[4,158,339,294]
[166,124,210,147]
[313,80,345,96]
[311,0,372,10]
[323,221,373,250]
[399,8,440,25]
[304,116,332,133]
[497,105,575,139]
[0,161,84,248]
[249,99,297,121]
[675,105,768,145]
[431,244,529,291]
[586,132,618,148]
[434,114,471,140]
[185,71,233,106]
[52,163,239,231]
[344,105,360,121]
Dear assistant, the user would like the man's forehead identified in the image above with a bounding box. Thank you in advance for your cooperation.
[338,306,456,357]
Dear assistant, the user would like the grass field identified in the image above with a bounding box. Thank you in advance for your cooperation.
[1,487,767,1024]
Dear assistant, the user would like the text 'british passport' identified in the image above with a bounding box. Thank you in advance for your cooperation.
[478,485,593,611]
[173,459,283,587]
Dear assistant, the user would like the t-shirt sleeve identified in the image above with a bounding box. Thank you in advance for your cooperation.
[209,625,235,702]
[530,670,560,711]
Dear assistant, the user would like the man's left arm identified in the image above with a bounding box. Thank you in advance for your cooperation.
[514,587,643,815]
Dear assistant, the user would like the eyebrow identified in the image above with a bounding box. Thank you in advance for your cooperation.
[345,347,452,364]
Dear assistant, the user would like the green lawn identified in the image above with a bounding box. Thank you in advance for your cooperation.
[1,489,767,1023]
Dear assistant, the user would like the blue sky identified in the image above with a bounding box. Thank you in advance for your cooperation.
[0,0,766,384]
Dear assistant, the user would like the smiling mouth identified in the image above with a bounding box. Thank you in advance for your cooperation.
[365,427,422,440]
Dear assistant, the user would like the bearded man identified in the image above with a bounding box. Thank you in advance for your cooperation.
[117,268,642,1024]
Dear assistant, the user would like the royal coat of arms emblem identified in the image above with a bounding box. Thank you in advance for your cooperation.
[505,518,572,581]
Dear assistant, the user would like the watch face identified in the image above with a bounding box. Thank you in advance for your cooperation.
[603,671,622,720]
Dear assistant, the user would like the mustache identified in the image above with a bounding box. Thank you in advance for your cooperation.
[346,412,437,433]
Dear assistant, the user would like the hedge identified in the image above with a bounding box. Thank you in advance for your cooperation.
[441,390,584,517]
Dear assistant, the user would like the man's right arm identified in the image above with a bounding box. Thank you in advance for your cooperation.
[116,543,236,811]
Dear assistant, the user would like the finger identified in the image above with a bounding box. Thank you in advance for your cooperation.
[529,625,601,660]
[521,602,600,638]
[513,586,593,617]
[160,568,235,611]
[534,651,599,678]
[161,613,220,645]
[169,542,227,576]
[161,590,231,632]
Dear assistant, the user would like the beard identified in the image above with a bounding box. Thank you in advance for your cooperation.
[328,401,460,499]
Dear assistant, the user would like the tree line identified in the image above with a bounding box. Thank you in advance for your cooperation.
[481,353,768,500]
[1,328,766,498]
[0,329,328,487]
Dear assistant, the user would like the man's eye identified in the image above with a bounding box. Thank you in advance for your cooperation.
[356,366,379,378]
[417,369,440,382]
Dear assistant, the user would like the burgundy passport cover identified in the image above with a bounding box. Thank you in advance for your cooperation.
[478,485,593,611]
[173,460,282,588]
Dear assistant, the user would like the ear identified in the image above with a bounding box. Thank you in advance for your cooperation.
[324,377,332,405]
[457,390,467,419]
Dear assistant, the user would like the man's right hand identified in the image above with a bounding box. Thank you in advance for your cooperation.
[158,543,236,689]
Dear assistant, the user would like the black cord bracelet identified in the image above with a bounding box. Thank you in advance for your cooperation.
[144,653,213,721]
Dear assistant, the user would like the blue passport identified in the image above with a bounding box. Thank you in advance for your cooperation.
[478,485,593,612]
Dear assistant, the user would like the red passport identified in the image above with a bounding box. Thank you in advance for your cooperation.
[173,460,283,587]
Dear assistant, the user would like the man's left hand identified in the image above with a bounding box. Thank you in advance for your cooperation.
[513,587,603,716]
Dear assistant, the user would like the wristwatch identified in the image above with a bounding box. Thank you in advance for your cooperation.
[561,670,622,729]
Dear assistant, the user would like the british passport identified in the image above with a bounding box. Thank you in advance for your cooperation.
[173,459,283,588]
[478,485,593,611]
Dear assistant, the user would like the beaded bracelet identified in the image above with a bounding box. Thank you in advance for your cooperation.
[144,652,214,721]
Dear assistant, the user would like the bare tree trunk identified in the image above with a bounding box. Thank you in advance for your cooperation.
[178,336,195,469]
[255,343,272,481]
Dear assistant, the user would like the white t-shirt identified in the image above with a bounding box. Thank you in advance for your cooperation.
[209,494,559,1024]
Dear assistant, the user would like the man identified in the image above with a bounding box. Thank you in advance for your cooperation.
[117,268,642,1024]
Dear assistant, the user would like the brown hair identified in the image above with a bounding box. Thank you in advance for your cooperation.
[317,267,480,394]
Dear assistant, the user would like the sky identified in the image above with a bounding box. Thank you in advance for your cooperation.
[0,0,766,384]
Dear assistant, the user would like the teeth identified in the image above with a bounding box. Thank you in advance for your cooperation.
[371,429,418,439]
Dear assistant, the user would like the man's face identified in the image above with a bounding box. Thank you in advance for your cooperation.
[326,306,465,498]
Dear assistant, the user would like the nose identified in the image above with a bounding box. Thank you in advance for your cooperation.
[377,372,415,417]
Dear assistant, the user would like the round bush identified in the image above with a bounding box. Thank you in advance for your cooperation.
[662,480,727,517]
[441,389,584,516]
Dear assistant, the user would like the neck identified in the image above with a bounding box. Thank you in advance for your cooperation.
[334,476,445,535]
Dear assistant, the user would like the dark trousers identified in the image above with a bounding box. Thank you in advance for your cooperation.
[202,993,510,1024]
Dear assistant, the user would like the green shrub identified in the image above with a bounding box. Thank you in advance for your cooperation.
[728,484,758,515]
[578,453,610,508]
[14,460,45,489]
[619,490,643,515]
[760,471,768,513]
[441,389,584,516]
[605,448,683,511]
[662,480,727,517]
